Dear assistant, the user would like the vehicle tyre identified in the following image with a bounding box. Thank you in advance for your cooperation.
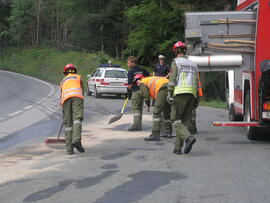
[93,86,101,98]
[244,90,258,140]
[228,103,242,121]
[87,86,92,96]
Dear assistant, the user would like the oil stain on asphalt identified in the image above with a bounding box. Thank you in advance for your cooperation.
[95,170,187,203]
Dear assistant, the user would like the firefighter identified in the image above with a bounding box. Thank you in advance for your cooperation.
[137,76,172,141]
[167,41,199,154]
[151,55,171,106]
[60,64,85,155]
[188,74,203,134]
[127,56,150,131]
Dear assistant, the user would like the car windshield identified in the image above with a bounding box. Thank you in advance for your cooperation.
[104,70,127,78]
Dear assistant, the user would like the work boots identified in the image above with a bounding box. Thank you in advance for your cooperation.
[67,145,74,155]
[72,141,85,153]
[183,136,196,154]
[128,125,142,131]
[144,131,161,141]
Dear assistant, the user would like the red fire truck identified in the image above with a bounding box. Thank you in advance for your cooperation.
[185,0,270,140]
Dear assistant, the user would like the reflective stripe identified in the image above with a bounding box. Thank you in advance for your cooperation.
[60,73,84,105]
[63,88,82,94]
[147,78,158,98]
[174,120,182,124]
[63,91,83,99]
[73,120,81,124]
[168,82,175,86]
[153,118,161,122]
[65,127,72,132]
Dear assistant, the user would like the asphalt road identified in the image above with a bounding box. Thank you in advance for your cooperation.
[1,71,270,203]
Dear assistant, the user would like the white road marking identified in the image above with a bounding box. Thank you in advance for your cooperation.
[24,105,33,110]
[8,111,23,117]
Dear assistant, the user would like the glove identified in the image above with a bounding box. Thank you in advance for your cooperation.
[167,95,175,105]
[126,88,132,99]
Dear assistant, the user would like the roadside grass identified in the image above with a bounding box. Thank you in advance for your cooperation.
[200,99,227,109]
[0,48,127,89]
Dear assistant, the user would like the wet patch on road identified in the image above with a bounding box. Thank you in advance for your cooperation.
[204,137,220,141]
[101,152,131,160]
[101,164,118,169]
[23,180,74,202]
[187,150,213,157]
[95,170,187,203]
[75,170,118,189]
[133,154,149,161]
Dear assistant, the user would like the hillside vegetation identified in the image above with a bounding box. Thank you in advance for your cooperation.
[0,48,129,87]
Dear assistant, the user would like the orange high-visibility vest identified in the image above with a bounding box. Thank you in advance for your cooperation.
[198,74,203,97]
[141,76,169,98]
[60,73,84,105]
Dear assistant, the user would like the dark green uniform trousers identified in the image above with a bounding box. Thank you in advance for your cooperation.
[63,97,84,152]
[171,94,195,151]
[188,108,197,134]
[152,88,171,137]
[131,91,143,127]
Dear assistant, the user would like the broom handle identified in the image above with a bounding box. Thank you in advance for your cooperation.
[121,98,129,114]
[57,122,64,139]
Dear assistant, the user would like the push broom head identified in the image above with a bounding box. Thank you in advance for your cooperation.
[45,137,66,144]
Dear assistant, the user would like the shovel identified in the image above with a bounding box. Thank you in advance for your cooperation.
[108,98,129,124]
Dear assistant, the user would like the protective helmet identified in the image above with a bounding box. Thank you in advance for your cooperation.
[172,41,186,54]
[133,73,144,81]
[133,73,144,84]
[63,63,77,74]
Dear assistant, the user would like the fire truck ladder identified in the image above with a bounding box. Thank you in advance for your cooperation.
[212,121,260,127]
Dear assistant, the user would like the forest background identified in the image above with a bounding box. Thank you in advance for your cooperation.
[0,0,236,103]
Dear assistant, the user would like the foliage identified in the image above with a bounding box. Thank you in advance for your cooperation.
[0,0,236,100]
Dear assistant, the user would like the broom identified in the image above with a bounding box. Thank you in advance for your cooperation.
[45,121,66,144]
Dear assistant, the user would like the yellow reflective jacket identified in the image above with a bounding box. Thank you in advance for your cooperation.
[168,57,198,97]
[60,73,84,105]
[141,76,169,99]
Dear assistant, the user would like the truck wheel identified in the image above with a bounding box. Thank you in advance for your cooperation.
[228,104,242,121]
[244,90,258,140]
[87,86,92,96]
[93,86,101,98]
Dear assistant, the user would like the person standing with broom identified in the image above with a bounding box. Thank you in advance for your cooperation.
[60,64,85,155]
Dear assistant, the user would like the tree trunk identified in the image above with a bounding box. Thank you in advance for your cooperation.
[35,0,42,47]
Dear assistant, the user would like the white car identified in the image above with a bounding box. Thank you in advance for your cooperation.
[87,64,128,98]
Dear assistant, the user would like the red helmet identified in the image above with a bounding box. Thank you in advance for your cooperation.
[63,63,77,74]
[133,73,144,82]
[172,41,186,53]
